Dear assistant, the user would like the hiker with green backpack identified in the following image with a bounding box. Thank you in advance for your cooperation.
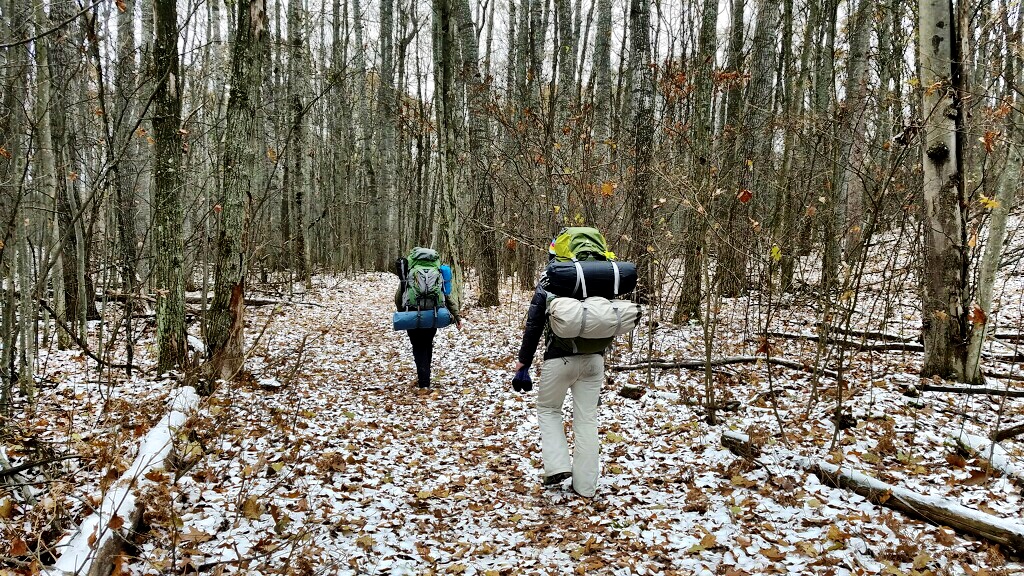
[393,248,461,389]
[513,227,640,499]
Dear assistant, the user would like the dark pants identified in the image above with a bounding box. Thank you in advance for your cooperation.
[407,328,437,387]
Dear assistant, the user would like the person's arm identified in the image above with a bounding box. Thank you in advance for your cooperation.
[394,257,406,310]
[516,284,548,370]
[444,293,462,327]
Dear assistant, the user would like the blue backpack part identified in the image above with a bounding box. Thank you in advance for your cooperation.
[393,308,453,330]
[440,265,453,295]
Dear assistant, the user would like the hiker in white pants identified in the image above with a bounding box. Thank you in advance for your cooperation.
[536,355,603,498]
[514,265,605,498]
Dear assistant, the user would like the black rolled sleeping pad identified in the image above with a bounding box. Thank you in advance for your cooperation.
[541,260,638,298]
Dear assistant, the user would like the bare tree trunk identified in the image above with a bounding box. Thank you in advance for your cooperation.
[452,0,500,306]
[286,0,311,286]
[831,0,870,266]
[714,0,747,297]
[627,0,655,301]
[965,4,1022,383]
[113,0,140,367]
[673,0,717,322]
[918,0,968,380]
[207,0,269,385]
[434,0,465,304]
[153,0,188,371]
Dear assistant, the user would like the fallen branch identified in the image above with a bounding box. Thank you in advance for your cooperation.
[763,332,925,352]
[801,458,1024,555]
[913,384,1024,398]
[612,356,838,380]
[993,333,1024,343]
[100,291,287,307]
[991,422,1024,442]
[0,455,81,480]
[986,371,1024,382]
[45,387,200,576]
[951,431,1024,488]
[811,324,917,342]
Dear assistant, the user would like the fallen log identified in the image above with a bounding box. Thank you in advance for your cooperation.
[100,291,286,307]
[44,387,200,576]
[762,331,925,352]
[991,422,1024,442]
[801,458,1024,555]
[951,431,1024,488]
[721,431,761,459]
[812,323,917,343]
[612,356,838,380]
[912,383,1024,398]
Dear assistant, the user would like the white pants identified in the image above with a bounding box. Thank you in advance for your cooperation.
[537,354,603,497]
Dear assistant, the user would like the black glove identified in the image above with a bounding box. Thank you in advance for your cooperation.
[512,367,533,393]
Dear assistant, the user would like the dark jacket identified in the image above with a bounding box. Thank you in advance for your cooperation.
[517,280,600,369]
[393,257,460,321]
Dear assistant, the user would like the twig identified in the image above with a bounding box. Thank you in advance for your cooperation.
[0,455,81,479]
[37,299,145,374]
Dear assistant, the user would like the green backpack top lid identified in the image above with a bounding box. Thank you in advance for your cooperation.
[549,227,616,262]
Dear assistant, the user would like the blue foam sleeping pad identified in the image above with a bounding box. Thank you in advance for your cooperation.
[393,308,453,330]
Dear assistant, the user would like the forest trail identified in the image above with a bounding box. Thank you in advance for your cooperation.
[112,273,1018,575]
[13,273,1023,575]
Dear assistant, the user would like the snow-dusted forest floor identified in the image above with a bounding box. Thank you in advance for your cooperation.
[3,267,1024,575]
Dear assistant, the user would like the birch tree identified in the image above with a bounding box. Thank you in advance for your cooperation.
[918,0,968,380]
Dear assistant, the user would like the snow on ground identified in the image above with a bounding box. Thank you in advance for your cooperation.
[3,268,1024,575]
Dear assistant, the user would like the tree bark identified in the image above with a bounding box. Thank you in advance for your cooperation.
[207,0,269,384]
[918,0,968,380]
[153,0,188,371]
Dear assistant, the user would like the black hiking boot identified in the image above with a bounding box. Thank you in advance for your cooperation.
[543,471,572,486]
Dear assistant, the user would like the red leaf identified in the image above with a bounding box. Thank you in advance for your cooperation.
[737,189,753,203]
[9,537,27,556]
[968,305,987,326]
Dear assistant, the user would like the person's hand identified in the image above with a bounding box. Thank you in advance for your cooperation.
[512,364,532,393]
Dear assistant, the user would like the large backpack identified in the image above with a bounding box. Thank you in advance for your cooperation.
[401,248,446,311]
[544,227,640,354]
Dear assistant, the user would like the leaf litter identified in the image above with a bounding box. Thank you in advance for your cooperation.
[2,265,1022,576]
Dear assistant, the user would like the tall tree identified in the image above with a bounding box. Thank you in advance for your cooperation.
[285,0,311,285]
[673,0,717,322]
[453,0,500,306]
[153,0,188,371]
[628,0,655,299]
[964,0,1021,383]
[918,0,968,380]
[206,0,270,384]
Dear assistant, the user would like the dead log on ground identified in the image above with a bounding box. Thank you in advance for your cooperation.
[612,356,838,380]
[801,458,1024,554]
[811,323,917,342]
[910,383,1024,398]
[991,422,1024,443]
[46,388,200,576]
[951,431,1024,488]
[762,332,925,352]
[721,431,761,459]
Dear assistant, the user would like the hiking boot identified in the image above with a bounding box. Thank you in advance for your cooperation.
[570,484,594,499]
[543,471,572,486]
[416,380,430,389]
